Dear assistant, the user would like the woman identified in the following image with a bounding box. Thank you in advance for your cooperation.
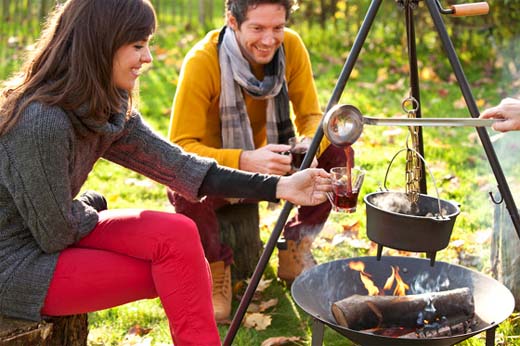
[0,1,331,345]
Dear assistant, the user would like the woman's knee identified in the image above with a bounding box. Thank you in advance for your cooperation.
[140,211,202,251]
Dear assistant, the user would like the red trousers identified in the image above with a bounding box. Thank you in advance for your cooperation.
[41,209,221,346]
[169,144,347,265]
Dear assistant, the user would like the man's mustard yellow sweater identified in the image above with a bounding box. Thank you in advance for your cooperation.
[169,28,329,169]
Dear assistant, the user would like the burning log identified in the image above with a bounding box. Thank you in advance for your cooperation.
[331,287,474,331]
[363,315,477,338]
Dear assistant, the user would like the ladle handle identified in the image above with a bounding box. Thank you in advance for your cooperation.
[363,117,499,127]
[450,2,489,17]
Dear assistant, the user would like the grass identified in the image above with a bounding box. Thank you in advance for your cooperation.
[2,3,520,345]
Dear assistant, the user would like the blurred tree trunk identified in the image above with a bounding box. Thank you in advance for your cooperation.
[2,0,9,21]
[39,0,49,22]
[199,0,206,28]
[198,0,214,29]
[187,0,194,27]
[319,0,326,29]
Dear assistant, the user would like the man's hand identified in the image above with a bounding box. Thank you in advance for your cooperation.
[480,97,520,132]
[239,144,292,175]
[276,168,332,206]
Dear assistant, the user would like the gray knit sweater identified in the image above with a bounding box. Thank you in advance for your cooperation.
[0,100,218,321]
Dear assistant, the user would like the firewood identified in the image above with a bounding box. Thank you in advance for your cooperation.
[331,287,474,331]
[362,316,477,338]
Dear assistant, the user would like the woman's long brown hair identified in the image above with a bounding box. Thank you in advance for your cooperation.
[0,0,156,136]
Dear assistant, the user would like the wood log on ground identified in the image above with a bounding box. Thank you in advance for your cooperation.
[0,314,88,346]
[217,203,262,281]
[331,287,474,331]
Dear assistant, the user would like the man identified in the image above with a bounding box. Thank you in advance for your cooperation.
[168,0,346,321]
[480,97,520,132]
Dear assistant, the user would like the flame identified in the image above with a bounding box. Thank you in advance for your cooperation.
[393,266,410,296]
[349,261,409,296]
[383,266,396,291]
[348,261,380,296]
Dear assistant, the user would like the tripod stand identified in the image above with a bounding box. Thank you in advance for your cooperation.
[223,1,520,344]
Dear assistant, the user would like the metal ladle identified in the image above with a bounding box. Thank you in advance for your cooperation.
[322,103,501,147]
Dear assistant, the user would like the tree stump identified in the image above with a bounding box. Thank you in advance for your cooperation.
[217,203,263,281]
[491,202,520,310]
[0,314,88,346]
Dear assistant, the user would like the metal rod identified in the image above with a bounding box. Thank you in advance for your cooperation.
[434,0,455,14]
[485,326,497,346]
[362,117,498,127]
[223,0,384,344]
[311,318,325,346]
[425,0,520,238]
[405,0,428,194]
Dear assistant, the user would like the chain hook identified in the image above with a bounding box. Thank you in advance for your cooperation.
[489,190,504,205]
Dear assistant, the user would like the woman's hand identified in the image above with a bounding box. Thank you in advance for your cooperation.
[276,168,332,206]
[480,97,520,132]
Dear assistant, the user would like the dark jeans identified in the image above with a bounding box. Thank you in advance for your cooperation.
[168,144,347,265]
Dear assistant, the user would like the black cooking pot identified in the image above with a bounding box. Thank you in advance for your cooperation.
[363,147,461,264]
[365,191,460,255]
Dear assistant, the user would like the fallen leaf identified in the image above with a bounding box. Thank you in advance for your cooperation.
[245,278,273,293]
[451,239,465,248]
[247,302,260,313]
[342,220,360,237]
[233,280,245,297]
[126,325,152,336]
[331,233,349,246]
[385,77,405,91]
[419,66,439,82]
[453,97,467,109]
[261,336,303,346]
[243,312,272,331]
[259,298,278,312]
[376,67,389,83]
[438,88,449,97]
[476,98,486,108]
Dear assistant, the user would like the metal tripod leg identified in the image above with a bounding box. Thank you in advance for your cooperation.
[425,0,520,237]
[223,0,384,344]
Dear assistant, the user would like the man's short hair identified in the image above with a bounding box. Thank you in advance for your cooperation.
[226,0,298,27]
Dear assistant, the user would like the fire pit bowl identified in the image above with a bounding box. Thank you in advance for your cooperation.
[364,191,460,262]
[291,256,514,346]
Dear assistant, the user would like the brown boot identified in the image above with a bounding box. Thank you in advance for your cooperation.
[277,237,317,283]
[209,261,232,322]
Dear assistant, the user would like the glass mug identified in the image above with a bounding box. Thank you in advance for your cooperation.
[327,167,365,213]
[288,136,309,171]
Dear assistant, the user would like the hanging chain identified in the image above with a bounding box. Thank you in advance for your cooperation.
[403,96,422,205]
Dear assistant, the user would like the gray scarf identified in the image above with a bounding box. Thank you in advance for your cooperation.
[218,27,294,150]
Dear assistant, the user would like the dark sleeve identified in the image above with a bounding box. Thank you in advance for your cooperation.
[199,164,280,202]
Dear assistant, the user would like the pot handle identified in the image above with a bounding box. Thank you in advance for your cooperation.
[383,147,446,219]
